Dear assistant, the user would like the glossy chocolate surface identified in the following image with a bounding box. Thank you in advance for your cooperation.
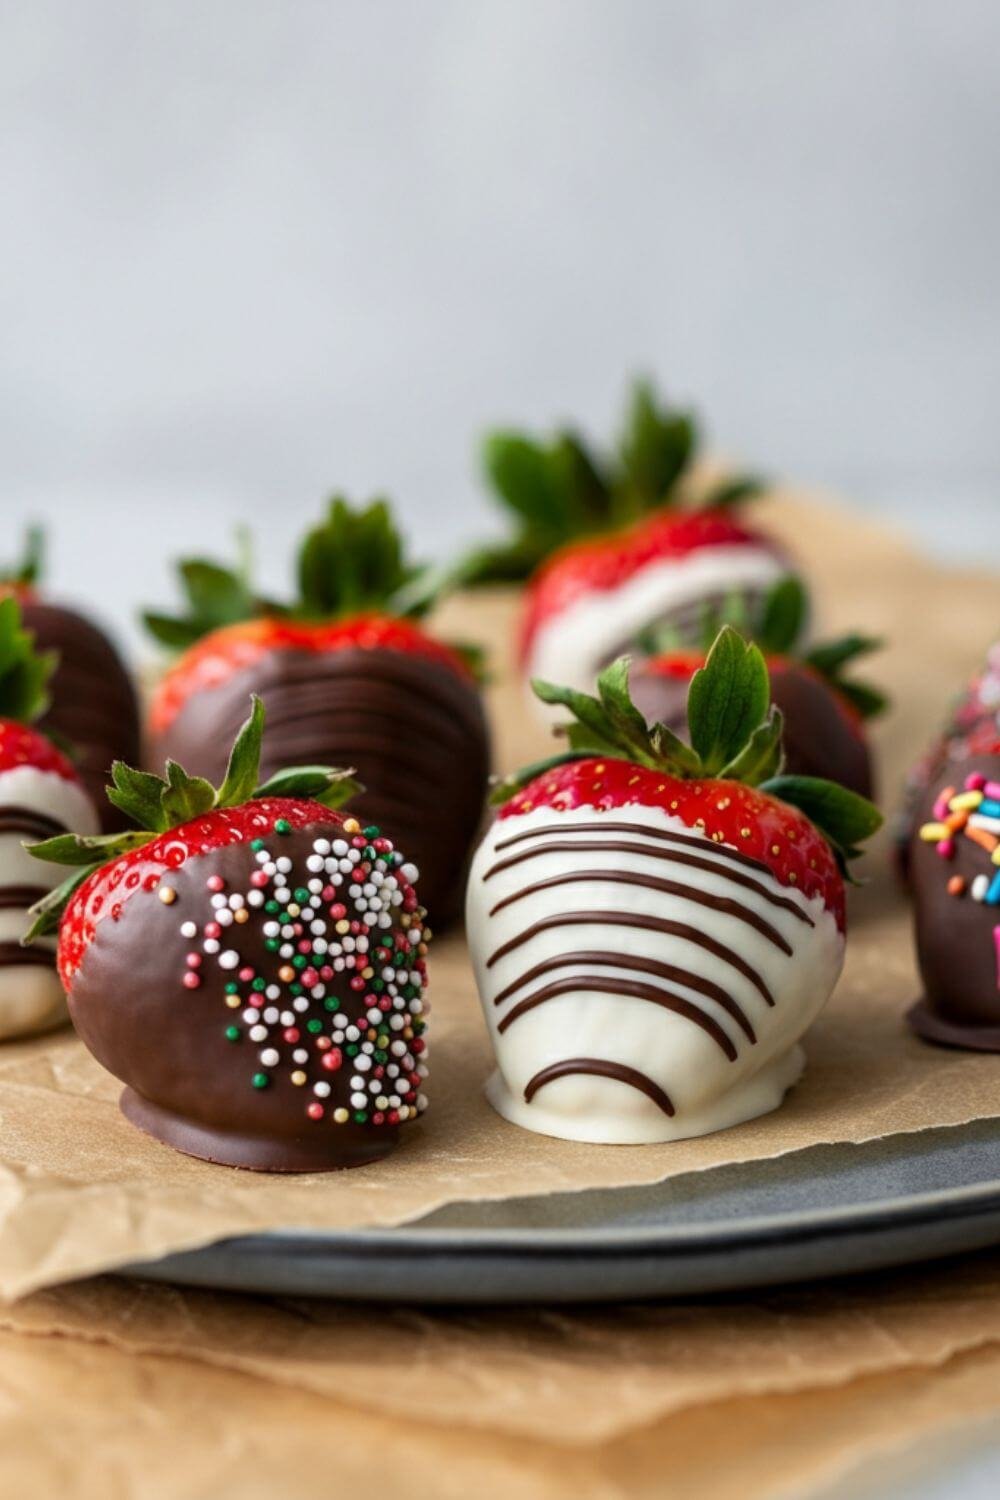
[151,646,490,926]
[909,753,1000,1051]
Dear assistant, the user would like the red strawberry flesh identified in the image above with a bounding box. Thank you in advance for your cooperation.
[498,758,845,929]
[59,797,347,988]
[0,719,78,782]
[520,508,779,666]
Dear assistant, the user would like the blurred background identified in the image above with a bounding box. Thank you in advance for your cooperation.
[2,0,998,650]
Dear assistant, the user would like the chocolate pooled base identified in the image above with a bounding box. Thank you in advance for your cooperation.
[21,600,141,832]
[68,824,427,1171]
[631,660,873,799]
[151,647,490,926]
[909,752,1000,1053]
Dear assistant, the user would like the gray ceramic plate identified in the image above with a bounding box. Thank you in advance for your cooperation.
[127,1117,1000,1303]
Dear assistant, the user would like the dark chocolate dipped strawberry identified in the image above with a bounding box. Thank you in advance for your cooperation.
[466,631,881,1144]
[629,578,885,798]
[1,527,141,832]
[25,698,430,1170]
[144,499,490,927]
[908,752,1000,1051]
[460,380,798,699]
[0,597,100,1038]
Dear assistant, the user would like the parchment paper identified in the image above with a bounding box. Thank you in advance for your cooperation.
[0,491,998,1301]
[5,1250,1000,1498]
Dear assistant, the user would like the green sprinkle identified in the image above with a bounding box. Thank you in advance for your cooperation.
[251,1072,269,1089]
[372,979,385,993]
[265,900,280,914]
[265,938,279,952]
[225,1026,240,1042]
[251,838,265,852]
[363,825,380,837]
[307,1018,323,1034]
[225,981,239,995]
[324,997,341,1012]
[353,1111,368,1125]
[274,818,291,835]
[251,977,265,992]
[290,983,304,996]
[374,1049,388,1063]
[292,953,307,970]
[364,846,376,861]
[294,887,310,903]
[346,1044,359,1057]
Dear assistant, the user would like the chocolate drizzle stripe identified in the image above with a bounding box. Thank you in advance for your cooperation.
[494,817,775,880]
[0,807,68,840]
[0,940,53,969]
[523,1058,675,1117]
[497,974,741,1058]
[485,910,775,1004]
[488,870,793,954]
[492,950,757,1040]
[0,885,50,910]
[484,837,812,925]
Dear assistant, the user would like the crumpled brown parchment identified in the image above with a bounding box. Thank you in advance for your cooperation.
[0,490,997,1301]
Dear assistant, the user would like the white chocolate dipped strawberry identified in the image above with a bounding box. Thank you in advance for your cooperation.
[466,631,881,1144]
[0,598,99,1039]
[462,380,795,704]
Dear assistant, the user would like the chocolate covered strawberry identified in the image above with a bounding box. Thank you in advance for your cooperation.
[462,380,796,699]
[629,577,885,798]
[0,598,99,1038]
[466,630,881,1144]
[25,697,430,1171]
[1,527,141,831]
[145,499,490,926]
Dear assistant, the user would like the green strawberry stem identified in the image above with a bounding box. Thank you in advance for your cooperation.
[0,525,45,590]
[0,596,57,724]
[637,575,888,722]
[491,626,883,876]
[22,696,363,942]
[462,377,765,586]
[142,498,481,672]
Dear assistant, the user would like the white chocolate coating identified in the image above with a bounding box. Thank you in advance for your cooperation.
[526,545,788,709]
[0,765,98,1041]
[466,803,844,1144]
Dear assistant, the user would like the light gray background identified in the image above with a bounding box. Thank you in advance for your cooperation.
[2,0,998,650]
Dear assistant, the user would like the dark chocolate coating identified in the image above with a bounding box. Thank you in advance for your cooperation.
[631,660,873,799]
[67,825,424,1170]
[909,753,1000,1051]
[150,647,490,926]
[21,600,141,832]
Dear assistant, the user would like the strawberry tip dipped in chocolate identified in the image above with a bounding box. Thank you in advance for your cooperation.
[629,577,886,799]
[460,379,799,703]
[24,696,431,1170]
[1,527,141,832]
[908,749,1000,1051]
[144,498,490,927]
[466,629,882,1145]
[0,597,100,1039]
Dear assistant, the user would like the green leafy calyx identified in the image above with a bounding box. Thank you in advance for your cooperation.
[491,627,882,873]
[0,526,44,590]
[639,575,887,721]
[0,597,57,724]
[460,378,764,585]
[23,697,363,941]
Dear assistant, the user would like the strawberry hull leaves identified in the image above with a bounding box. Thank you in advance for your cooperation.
[0,525,45,590]
[493,626,883,873]
[0,596,57,724]
[465,379,764,586]
[22,695,362,943]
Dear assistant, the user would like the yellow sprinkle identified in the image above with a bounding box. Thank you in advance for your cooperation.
[992,848,1000,866]
[278,965,295,983]
[362,966,374,979]
[157,886,176,905]
[918,822,950,842]
[333,1108,349,1124]
[287,903,301,918]
[225,994,241,1009]
[336,919,350,935]
[951,790,984,810]
[343,817,360,834]
[234,908,249,924]
[291,1070,306,1086]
